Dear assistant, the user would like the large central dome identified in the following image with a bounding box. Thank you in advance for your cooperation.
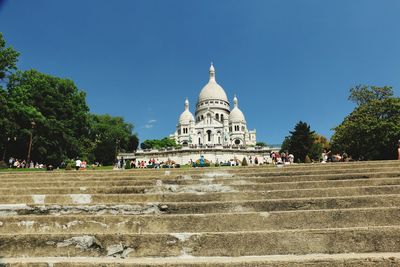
[197,63,228,103]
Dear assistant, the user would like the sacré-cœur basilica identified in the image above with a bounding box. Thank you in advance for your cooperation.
[120,64,274,165]
[172,63,256,148]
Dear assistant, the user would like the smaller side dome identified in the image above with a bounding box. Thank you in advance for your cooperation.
[229,95,246,123]
[179,98,195,124]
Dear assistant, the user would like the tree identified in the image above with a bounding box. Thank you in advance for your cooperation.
[348,85,393,106]
[140,137,180,150]
[0,32,20,82]
[280,136,290,153]
[87,114,138,165]
[331,97,400,160]
[286,121,315,163]
[0,32,20,156]
[309,134,330,161]
[256,141,268,147]
[6,70,90,164]
[0,33,140,166]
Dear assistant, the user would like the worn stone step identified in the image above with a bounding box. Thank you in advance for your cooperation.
[2,171,400,190]
[1,207,399,234]
[1,226,400,257]
[2,165,400,182]
[1,161,399,180]
[2,253,400,266]
[2,194,400,216]
[2,177,400,195]
[1,185,400,204]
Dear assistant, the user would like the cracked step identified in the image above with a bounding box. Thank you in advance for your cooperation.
[0,207,399,234]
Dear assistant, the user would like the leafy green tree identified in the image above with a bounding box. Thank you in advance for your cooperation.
[349,85,393,106]
[286,121,315,163]
[309,134,330,161]
[0,32,20,82]
[0,33,140,166]
[279,136,290,153]
[0,32,20,156]
[88,114,138,165]
[6,70,90,164]
[331,97,400,160]
[140,137,180,150]
[309,142,323,161]
[256,141,268,147]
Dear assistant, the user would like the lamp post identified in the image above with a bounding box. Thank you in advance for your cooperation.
[27,121,36,164]
[115,138,120,163]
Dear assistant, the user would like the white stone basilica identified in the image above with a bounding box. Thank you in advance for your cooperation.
[171,64,256,147]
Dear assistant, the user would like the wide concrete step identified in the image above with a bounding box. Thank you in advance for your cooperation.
[1,165,400,182]
[1,185,400,204]
[1,177,400,195]
[2,253,400,266]
[1,226,400,257]
[2,171,400,189]
[1,161,399,180]
[2,194,400,215]
[1,208,399,234]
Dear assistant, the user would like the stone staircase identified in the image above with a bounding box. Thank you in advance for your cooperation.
[1,161,400,266]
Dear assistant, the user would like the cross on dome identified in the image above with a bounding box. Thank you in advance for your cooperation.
[185,97,189,110]
[233,94,238,107]
[209,62,215,81]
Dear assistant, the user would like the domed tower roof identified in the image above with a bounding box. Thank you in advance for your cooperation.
[197,63,228,103]
[229,95,246,123]
[179,98,195,124]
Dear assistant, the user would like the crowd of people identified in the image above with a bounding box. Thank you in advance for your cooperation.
[8,157,47,169]
[321,150,351,163]
[270,152,295,165]
[115,157,167,169]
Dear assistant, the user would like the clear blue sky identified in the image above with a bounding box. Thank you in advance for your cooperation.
[1,0,400,144]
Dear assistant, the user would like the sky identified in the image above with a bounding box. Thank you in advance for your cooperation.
[1,0,400,145]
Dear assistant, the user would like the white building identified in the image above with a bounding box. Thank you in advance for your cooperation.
[172,63,256,147]
[119,63,277,165]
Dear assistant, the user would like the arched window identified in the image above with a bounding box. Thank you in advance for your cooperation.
[216,113,219,121]
[241,126,245,131]
[201,115,204,120]
[235,139,241,145]
[207,130,212,142]
[221,114,224,121]
[198,137,201,145]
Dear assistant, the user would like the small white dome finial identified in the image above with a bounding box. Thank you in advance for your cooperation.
[209,62,215,81]
[233,94,238,107]
[185,97,189,110]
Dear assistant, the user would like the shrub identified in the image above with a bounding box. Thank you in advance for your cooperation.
[65,163,72,171]
[125,161,132,169]
[242,157,248,166]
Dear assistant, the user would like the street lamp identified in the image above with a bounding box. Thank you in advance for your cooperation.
[27,121,36,164]
[115,138,120,163]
